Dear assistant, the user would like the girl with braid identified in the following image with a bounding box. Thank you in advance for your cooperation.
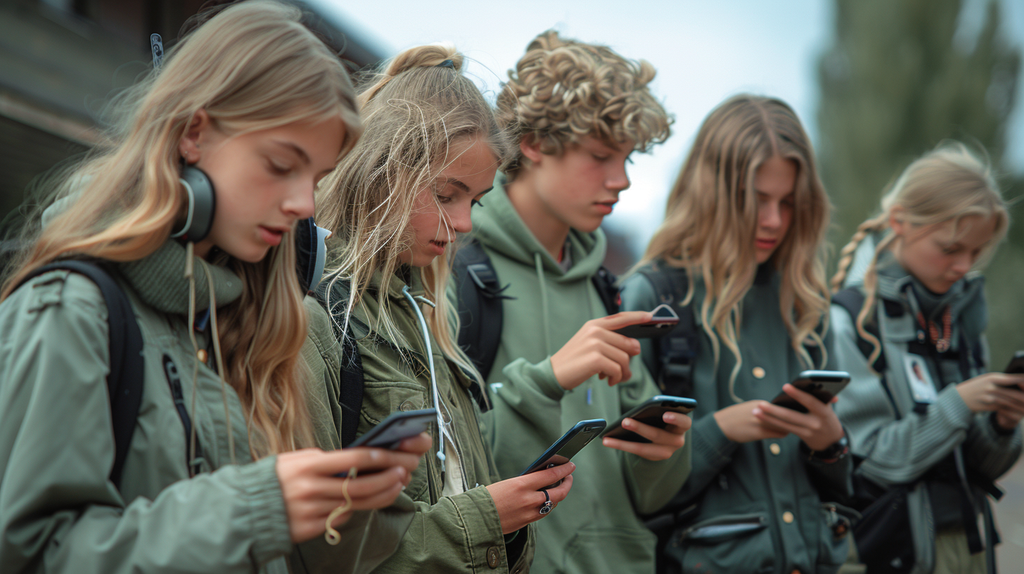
[832,143,1023,574]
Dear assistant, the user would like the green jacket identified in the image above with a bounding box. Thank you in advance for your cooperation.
[620,261,852,574]
[0,241,403,574]
[833,239,1021,573]
[465,184,692,574]
[303,267,534,574]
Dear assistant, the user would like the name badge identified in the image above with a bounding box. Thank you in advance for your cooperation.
[903,354,937,403]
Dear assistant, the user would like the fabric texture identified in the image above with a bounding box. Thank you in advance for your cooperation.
[465,181,692,574]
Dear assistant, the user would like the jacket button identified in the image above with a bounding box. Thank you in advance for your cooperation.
[752,367,765,379]
[197,349,208,363]
[782,511,794,523]
[769,443,781,455]
[486,546,500,568]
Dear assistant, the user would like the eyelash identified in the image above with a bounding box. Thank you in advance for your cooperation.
[472,198,484,208]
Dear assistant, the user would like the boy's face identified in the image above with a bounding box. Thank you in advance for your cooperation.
[521,136,633,233]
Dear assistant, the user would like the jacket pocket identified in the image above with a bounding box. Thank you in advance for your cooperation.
[668,512,774,574]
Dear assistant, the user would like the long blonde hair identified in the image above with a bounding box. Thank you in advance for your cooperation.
[317,44,512,377]
[831,142,1008,368]
[640,95,831,400]
[2,0,361,457]
[497,30,671,180]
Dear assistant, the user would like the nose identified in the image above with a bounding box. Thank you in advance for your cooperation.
[283,180,316,220]
[950,251,973,275]
[606,161,630,193]
[447,201,473,236]
[759,200,782,230]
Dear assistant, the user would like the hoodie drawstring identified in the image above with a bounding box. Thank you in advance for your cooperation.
[533,253,551,353]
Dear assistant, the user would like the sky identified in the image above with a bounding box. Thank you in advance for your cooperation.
[310,0,1024,256]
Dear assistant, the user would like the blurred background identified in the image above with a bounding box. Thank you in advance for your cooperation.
[1,0,1022,566]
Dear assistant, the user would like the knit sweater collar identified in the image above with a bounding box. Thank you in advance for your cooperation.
[118,241,244,315]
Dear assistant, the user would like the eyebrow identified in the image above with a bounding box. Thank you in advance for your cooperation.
[271,140,311,165]
[441,177,493,195]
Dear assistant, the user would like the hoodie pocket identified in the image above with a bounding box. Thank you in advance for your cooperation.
[562,527,656,574]
[668,512,773,574]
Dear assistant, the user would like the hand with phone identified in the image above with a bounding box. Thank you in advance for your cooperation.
[550,311,652,390]
[751,383,845,451]
[956,369,1024,431]
[275,433,432,543]
[611,304,680,338]
[486,462,576,534]
[600,396,694,460]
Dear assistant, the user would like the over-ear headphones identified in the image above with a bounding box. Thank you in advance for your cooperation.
[170,164,216,242]
[173,164,329,293]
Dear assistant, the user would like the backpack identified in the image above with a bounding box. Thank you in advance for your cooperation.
[17,261,145,490]
[632,260,698,398]
[452,237,620,410]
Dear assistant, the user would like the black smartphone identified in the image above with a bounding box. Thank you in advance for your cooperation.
[601,395,697,443]
[613,304,680,338]
[1005,351,1024,374]
[348,408,437,449]
[770,370,851,413]
[520,419,607,481]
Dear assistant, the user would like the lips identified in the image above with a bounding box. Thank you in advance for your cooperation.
[755,238,777,250]
[259,226,288,247]
[429,240,447,255]
[595,200,617,215]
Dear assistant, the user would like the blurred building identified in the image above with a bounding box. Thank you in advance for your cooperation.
[0,0,382,240]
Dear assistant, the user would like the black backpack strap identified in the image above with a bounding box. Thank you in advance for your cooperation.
[338,333,364,448]
[637,262,697,398]
[453,238,513,410]
[18,261,144,489]
[592,266,620,315]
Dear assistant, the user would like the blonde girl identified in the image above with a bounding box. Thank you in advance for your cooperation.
[306,45,575,574]
[831,143,1023,574]
[620,94,853,573]
[0,2,427,573]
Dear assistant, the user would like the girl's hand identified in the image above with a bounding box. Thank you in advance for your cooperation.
[602,411,691,461]
[550,312,650,390]
[713,400,790,443]
[276,440,427,543]
[957,373,1024,416]
[485,462,575,534]
[750,384,844,451]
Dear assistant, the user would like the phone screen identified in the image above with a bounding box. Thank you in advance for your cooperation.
[770,370,850,413]
[520,419,607,476]
[348,409,437,449]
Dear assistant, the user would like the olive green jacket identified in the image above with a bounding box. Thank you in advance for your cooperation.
[303,269,534,574]
[621,262,853,574]
[0,241,399,574]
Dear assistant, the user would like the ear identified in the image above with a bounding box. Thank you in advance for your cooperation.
[178,109,212,165]
[888,206,906,237]
[519,136,544,165]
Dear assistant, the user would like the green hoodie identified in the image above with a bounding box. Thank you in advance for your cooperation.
[304,267,534,574]
[464,183,692,574]
[0,240,406,574]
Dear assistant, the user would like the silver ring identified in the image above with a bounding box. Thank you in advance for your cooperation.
[539,488,553,515]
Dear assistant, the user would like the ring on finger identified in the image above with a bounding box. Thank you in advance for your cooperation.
[539,489,553,515]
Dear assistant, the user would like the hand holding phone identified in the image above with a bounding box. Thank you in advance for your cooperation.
[601,395,697,443]
[348,409,437,449]
[1005,351,1024,375]
[770,370,850,413]
[520,419,606,484]
[613,304,680,338]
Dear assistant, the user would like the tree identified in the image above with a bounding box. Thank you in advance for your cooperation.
[817,0,1023,370]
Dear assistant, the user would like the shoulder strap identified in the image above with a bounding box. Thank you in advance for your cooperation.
[315,279,366,447]
[592,266,620,315]
[637,261,698,398]
[17,261,144,490]
[453,238,512,410]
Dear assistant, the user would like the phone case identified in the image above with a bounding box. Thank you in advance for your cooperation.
[602,396,697,443]
[613,304,680,338]
[520,419,607,476]
[770,370,851,413]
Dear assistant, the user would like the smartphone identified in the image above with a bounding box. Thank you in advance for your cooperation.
[519,419,607,482]
[348,408,437,449]
[601,395,697,443]
[613,304,680,338]
[770,370,851,413]
[1005,351,1024,374]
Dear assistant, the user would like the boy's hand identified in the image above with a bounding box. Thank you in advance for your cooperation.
[602,411,691,461]
[550,311,651,391]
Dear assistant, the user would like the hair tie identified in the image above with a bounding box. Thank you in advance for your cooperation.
[437,59,455,69]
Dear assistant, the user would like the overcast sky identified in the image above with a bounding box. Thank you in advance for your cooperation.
[311,0,1024,255]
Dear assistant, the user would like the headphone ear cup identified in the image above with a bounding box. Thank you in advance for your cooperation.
[294,216,331,294]
[171,165,216,242]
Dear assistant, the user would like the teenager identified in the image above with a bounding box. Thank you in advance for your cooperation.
[306,45,575,574]
[620,95,853,573]
[832,143,1023,574]
[0,3,430,573]
[461,31,691,574]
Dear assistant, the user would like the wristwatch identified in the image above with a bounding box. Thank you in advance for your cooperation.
[804,434,849,463]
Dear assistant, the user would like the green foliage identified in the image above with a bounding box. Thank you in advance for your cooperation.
[817,0,1023,365]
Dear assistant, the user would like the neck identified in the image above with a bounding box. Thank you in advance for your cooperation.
[505,176,571,261]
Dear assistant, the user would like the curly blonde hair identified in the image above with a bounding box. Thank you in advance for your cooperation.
[497,30,671,179]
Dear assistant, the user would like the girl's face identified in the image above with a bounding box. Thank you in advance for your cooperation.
[400,136,497,267]
[180,110,345,263]
[891,212,996,294]
[752,156,797,264]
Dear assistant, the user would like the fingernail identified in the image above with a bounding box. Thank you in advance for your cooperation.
[752,408,762,416]
[623,419,633,429]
